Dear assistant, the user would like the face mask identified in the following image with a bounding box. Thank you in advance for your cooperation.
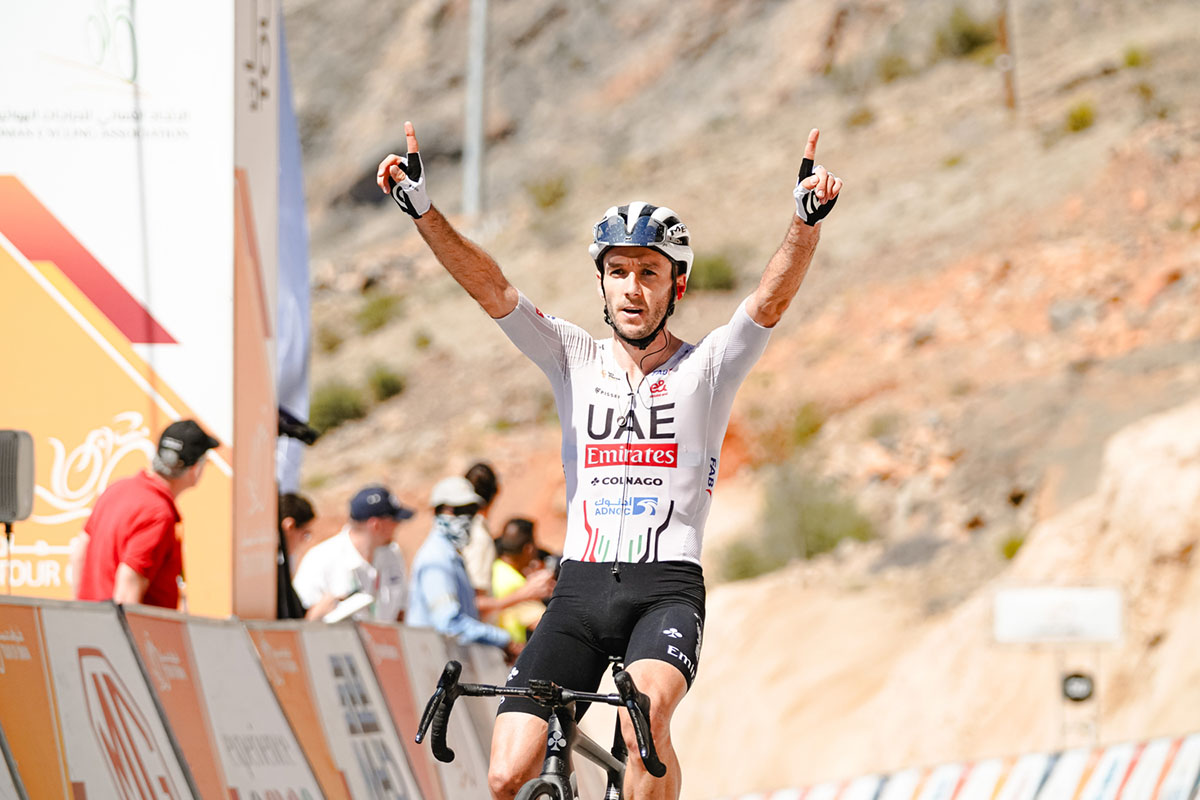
[435,514,473,550]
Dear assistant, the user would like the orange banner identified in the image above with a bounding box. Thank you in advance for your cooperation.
[0,600,69,799]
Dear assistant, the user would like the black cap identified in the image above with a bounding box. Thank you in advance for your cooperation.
[349,485,414,522]
[158,420,220,467]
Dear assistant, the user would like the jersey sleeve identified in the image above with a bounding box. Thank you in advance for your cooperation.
[117,511,177,579]
[704,297,773,392]
[494,292,596,384]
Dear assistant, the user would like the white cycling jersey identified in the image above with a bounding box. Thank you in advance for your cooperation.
[496,292,771,565]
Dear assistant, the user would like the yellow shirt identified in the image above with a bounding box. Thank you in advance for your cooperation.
[491,559,545,644]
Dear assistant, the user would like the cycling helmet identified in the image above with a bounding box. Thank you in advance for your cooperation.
[589,202,694,282]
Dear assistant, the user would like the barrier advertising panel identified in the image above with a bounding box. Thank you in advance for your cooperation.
[122,608,228,799]
[0,598,69,799]
[357,622,445,800]
[0,0,278,618]
[37,599,196,799]
[298,624,424,799]
[245,624,352,800]
[0,720,27,800]
[186,617,323,797]
[398,626,491,798]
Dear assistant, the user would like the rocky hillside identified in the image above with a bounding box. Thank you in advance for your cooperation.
[281,0,1200,794]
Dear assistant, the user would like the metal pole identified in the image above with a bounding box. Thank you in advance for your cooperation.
[462,0,488,217]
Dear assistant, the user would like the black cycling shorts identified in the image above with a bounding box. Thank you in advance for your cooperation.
[497,559,706,720]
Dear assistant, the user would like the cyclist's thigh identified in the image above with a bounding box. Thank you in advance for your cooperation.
[625,600,705,689]
[498,597,609,720]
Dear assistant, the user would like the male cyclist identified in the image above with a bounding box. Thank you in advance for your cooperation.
[377,122,841,800]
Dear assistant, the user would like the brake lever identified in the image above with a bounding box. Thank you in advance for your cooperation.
[613,670,667,778]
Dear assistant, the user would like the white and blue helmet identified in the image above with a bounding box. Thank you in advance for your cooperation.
[589,202,694,282]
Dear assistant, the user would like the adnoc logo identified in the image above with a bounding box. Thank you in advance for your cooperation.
[592,497,658,517]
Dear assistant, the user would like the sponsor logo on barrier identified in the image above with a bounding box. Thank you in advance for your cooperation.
[330,652,409,794]
[79,647,183,800]
[585,443,678,469]
[140,633,188,693]
[0,626,32,674]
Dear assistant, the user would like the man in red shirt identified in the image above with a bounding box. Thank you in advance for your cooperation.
[76,419,218,608]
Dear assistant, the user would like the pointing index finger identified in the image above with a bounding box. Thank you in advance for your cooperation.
[405,120,420,154]
[803,128,819,161]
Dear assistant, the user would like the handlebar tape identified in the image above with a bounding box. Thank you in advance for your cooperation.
[417,660,462,763]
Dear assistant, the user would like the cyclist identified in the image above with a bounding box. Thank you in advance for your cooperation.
[377,122,841,800]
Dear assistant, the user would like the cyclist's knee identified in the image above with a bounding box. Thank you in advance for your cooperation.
[488,713,546,798]
[488,761,527,800]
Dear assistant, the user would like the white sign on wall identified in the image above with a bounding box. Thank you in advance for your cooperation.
[993,587,1123,644]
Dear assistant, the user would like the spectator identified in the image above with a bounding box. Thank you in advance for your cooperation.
[407,476,519,659]
[462,461,499,596]
[276,492,315,620]
[491,518,548,644]
[292,485,413,622]
[76,419,219,608]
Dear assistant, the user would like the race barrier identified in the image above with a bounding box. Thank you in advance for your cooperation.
[0,595,495,799]
[721,734,1200,800]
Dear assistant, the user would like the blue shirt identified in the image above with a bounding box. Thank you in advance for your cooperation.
[407,529,511,649]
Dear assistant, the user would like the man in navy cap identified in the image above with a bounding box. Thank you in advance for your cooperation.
[292,484,414,622]
[76,419,219,608]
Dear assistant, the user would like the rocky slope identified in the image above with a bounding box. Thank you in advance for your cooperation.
[281,0,1200,794]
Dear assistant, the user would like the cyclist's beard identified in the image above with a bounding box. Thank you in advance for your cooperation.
[601,281,675,351]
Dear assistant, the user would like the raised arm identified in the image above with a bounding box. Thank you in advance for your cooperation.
[377,121,519,319]
[745,128,843,328]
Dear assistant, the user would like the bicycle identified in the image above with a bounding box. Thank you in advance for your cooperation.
[416,658,666,799]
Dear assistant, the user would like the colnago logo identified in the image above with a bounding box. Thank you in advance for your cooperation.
[585,443,677,468]
[590,475,663,487]
[79,647,182,800]
[592,497,658,517]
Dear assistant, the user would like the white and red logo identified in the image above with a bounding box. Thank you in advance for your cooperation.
[585,443,677,468]
[79,647,182,800]
[649,379,667,399]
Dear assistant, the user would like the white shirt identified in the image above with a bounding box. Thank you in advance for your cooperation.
[461,513,496,593]
[496,292,771,565]
[292,526,407,621]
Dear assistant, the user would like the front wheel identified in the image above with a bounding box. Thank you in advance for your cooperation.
[514,776,572,800]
